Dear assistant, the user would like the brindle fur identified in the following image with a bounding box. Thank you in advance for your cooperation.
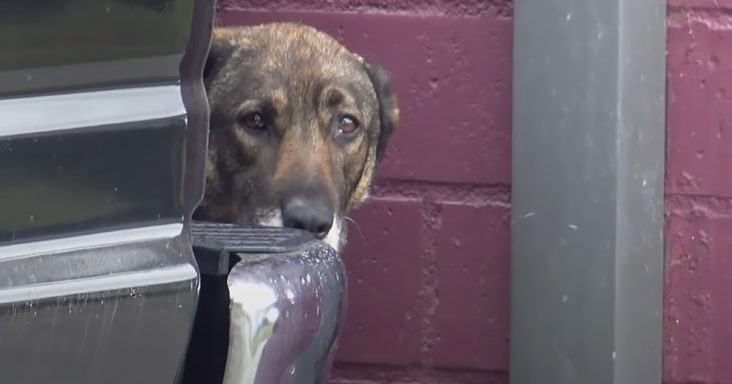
[194,23,398,251]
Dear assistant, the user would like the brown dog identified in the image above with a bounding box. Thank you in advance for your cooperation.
[194,23,398,251]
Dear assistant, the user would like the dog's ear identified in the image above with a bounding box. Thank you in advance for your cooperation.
[204,32,234,89]
[364,62,399,163]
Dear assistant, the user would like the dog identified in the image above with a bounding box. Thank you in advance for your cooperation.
[194,23,398,251]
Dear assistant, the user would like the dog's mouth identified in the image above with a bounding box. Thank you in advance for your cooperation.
[251,208,344,252]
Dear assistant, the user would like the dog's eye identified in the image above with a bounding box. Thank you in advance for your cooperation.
[239,112,267,132]
[337,115,360,135]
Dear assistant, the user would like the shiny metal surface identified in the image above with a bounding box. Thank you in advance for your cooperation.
[0,0,214,383]
[0,85,186,137]
[224,242,347,384]
[511,0,665,383]
[0,223,183,262]
[0,118,187,242]
[0,225,199,383]
[0,0,193,97]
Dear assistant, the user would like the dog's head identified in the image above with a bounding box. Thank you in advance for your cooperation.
[197,23,398,251]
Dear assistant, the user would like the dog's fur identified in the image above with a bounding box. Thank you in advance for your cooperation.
[194,23,398,251]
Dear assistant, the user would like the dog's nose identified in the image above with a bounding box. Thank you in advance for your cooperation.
[282,197,334,239]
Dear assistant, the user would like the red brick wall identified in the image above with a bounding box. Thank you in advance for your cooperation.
[666,1,732,383]
[217,1,513,383]
[217,0,732,383]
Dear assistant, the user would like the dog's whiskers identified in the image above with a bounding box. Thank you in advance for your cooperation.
[344,216,365,241]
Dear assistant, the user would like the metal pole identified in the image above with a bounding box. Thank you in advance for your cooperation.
[510,0,666,383]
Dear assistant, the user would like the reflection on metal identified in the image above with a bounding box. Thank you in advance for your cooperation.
[0,120,187,242]
[0,222,183,261]
[0,0,213,381]
[223,243,346,384]
[0,54,183,98]
[0,85,186,137]
[0,235,200,383]
[0,264,196,305]
[115,0,174,12]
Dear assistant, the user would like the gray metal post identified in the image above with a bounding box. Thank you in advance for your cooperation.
[510,0,666,383]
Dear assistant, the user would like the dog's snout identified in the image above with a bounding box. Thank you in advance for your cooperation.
[282,196,334,239]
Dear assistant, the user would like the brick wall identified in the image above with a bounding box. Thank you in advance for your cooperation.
[666,1,732,383]
[217,1,513,383]
[217,0,732,383]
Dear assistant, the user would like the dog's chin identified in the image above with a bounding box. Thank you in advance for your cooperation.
[255,209,284,228]
[252,209,345,252]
